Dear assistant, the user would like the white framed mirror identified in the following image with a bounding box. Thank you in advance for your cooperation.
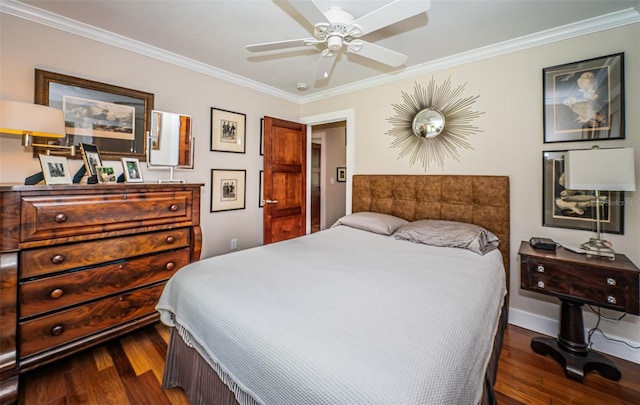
[147,110,194,183]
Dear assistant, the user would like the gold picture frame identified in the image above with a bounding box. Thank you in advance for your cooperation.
[34,69,154,161]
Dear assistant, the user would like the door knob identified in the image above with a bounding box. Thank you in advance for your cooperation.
[265,199,279,204]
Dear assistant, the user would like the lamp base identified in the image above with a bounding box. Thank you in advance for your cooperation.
[581,238,615,260]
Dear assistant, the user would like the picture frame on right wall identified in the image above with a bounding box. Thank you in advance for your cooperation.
[543,52,624,143]
[542,150,623,234]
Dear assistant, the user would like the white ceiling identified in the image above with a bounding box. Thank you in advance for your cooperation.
[3,0,640,102]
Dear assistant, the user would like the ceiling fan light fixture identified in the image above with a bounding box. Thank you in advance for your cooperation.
[326,35,343,51]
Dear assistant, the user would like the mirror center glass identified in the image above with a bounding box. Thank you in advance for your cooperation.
[412,108,445,139]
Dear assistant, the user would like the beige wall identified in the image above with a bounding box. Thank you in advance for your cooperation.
[301,23,640,361]
[1,12,638,361]
[0,14,300,259]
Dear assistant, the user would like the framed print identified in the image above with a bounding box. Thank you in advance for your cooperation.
[337,167,346,182]
[542,150,623,234]
[210,107,246,153]
[211,169,246,212]
[543,53,624,143]
[34,69,154,161]
[96,166,117,183]
[80,143,103,178]
[259,170,264,207]
[39,154,72,185]
[121,157,144,183]
[260,118,264,155]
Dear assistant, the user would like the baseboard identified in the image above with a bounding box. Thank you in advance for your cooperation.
[508,308,640,364]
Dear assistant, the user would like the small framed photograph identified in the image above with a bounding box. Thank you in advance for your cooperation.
[39,154,72,185]
[210,107,246,153]
[211,169,246,212]
[543,53,624,143]
[542,150,623,234]
[259,170,265,207]
[336,167,346,182]
[96,166,117,183]
[80,143,103,178]
[121,157,144,183]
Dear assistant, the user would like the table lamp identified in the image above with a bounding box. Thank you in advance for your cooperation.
[564,146,636,260]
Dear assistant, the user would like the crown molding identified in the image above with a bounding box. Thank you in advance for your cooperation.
[2,0,638,105]
[299,7,640,103]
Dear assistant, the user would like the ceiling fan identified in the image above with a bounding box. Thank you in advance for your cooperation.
[246,0,431,82]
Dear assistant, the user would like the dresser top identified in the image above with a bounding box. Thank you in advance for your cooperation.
[0,183,204,192]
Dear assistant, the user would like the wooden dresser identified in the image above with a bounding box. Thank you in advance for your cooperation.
[0,183,202,403]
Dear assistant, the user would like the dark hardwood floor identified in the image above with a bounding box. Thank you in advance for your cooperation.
[18,323,640,404]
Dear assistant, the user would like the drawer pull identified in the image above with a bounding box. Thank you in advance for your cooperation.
[537,281,545,289]
[169,204,179,212]
[54,213,68,223]
[165,261,175,271]
[536,265,545,273]
[51,254,65,265]
[607,278,617,286]
[607,296,617,305]
[165,236,175,244]
[50,288,64,299]
[51,325,64,336]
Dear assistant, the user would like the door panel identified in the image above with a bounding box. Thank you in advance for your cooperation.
[311,143,321,232]
[263,116,306,244]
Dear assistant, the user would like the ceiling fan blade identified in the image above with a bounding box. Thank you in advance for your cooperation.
[287,0,331,27]
[246,38,317,52]
[350,0,430,36]
[314,49,337,81]
[348,40,407,67]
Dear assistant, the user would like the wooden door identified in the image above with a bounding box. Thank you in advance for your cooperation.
[263,116,307,244]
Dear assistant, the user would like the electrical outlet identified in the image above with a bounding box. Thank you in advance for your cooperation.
[231,238,237,250]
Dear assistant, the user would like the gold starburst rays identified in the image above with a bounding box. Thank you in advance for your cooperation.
[386,77,483,170]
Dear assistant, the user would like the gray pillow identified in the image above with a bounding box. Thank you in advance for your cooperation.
[332,212,409,236]
[394,219,500,255]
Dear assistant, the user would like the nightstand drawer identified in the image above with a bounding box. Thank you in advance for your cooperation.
[520,252,639,314]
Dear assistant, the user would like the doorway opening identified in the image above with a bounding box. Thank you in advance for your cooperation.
[301,109,354,234]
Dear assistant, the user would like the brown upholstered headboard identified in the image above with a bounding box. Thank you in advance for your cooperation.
[352,175,510,290]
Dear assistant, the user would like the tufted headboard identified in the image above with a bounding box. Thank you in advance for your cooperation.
[352,175,510,290]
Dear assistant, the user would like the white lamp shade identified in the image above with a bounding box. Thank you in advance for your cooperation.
[564,147,636,192]
[0,100,66,138]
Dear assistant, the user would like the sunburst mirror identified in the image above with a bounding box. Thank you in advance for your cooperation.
[386,77,483,170]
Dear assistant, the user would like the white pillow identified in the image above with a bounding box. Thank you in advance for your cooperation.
[394,219,500,255]
[332,212,409,236]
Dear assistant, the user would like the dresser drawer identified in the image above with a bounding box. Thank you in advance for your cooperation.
[19,248,189,318]
[522,257,635,311]
[20,228,189,278]
[19,283,165,358]
[21,191,193,242]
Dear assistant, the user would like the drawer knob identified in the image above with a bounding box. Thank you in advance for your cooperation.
[165,262,175,271]
[165,236,175,244]
[54,213,68,223]
[537,281,545,289]
[51,325,64,336]
[536,265,545,273]
[169,204,178,212]
[607,278,617,286]
[51,254,65,265]
[607,296,617,305]
[50,288,64,299]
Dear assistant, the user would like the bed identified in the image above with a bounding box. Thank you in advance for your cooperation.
[157,175,510,405]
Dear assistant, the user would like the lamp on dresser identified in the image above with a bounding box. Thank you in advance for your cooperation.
[564,146,636,260]
[0,100,76,184]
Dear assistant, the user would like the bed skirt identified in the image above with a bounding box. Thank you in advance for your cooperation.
[162,296,508,405]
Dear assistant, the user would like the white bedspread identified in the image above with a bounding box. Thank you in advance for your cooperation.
[157,225,507,405]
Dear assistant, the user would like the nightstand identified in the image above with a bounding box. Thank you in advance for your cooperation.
[518,241,640,381]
